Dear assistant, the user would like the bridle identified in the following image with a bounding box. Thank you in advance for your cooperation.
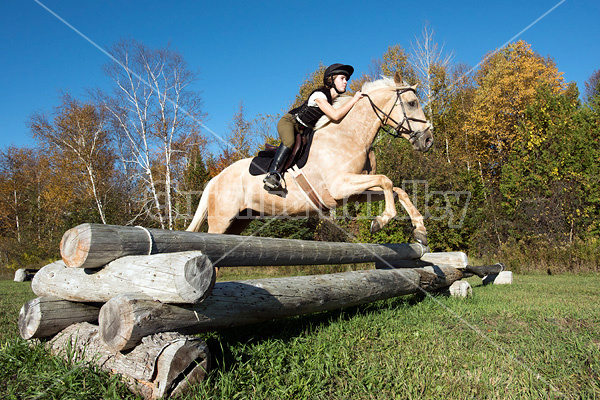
[363,87,429,141]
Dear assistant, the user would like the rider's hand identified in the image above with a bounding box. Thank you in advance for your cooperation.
[353,90,364,103]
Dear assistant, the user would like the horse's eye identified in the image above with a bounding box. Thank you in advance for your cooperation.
[408,101,417,108]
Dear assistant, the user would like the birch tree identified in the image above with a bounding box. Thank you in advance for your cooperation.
[410,24,454,161]
[410,24,453,109]
[29,94,113,224]
[100,39,205,229]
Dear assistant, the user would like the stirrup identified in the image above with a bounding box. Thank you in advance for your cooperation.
[263,172,284,191]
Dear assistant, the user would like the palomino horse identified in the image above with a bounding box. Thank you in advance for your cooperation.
[187,71,434,244]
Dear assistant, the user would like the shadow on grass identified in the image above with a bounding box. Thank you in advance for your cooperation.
[203,292,428,374]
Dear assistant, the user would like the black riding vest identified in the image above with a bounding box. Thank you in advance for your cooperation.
[289,88,333,128]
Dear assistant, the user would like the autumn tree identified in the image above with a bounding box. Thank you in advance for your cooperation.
[584,69,600,104]
[177,135,210,230]
[210,101,255,176]
[290,63,327,109]
[0,146,68,265]
[435,63,477,165]
[252,113,280,147]
[0,147,37,243]
[29,94,114,224]
[349,45,418,93]
[464,40,565,178]
[500,85,600,243]
[100,39,206,230]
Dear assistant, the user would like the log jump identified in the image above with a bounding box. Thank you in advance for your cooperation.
[18,223,505,399]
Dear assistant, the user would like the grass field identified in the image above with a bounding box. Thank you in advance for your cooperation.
[1,272,599,399]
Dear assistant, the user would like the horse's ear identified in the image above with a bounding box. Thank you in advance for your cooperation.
[394,71,403,85]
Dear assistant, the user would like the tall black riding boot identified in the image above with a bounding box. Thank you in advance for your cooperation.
[263,144,292,191]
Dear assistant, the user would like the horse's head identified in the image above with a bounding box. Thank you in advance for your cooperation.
[391,73,434,152]
[363,72,434,152]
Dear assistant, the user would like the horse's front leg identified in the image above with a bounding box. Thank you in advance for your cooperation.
[328,174,398,233]
[328,174,428,245]
[392,187,427,245]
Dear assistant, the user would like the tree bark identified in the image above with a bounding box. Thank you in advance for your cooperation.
[60,223,428,269]
[32,251,215,304]
[48,322,210,400]
[99,266,463,352]
[18,296,100,339]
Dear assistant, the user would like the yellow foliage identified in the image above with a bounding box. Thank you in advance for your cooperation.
[464,40,565,176]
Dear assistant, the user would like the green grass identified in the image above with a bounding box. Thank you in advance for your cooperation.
[0,280,35,342]
[1,273,599,399]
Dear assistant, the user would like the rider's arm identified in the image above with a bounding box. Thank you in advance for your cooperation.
[315,91,363,122]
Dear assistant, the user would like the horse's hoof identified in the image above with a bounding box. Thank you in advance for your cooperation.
[414,231,428,246]
[370,218,382,233]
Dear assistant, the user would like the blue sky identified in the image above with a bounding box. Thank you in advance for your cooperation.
[1,0,599,151]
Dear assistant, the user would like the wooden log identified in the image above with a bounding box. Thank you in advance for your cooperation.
[99,266,463,352]
[60,223,428,269]
[48,322,210,400]
[375,251,468,269]
[32,251,215,304]
[18,296,100,339]
[414,265,465,290]
[464,263,505,278]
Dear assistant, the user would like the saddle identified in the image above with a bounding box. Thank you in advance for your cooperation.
[249,127,315,176]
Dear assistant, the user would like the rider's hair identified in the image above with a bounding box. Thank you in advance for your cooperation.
[324,75,334,88]
[324,74,345,89]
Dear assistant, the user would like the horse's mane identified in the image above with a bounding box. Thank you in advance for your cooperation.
[314,76,406,130]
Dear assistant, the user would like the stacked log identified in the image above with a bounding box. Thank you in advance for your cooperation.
[19,296,100,339]
[98,265,464,352]
[18,223,478,399]
[59,223,430,269]
[47,323,210,399]
[31,252,216,303]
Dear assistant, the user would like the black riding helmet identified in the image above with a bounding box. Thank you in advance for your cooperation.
[323,63,354,94]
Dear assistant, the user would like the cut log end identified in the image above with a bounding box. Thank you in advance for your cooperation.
[98,294,138,352]
[180,255,216,303]
[60,223,92,268]
[18,299,41,339]
[19,297,101,340]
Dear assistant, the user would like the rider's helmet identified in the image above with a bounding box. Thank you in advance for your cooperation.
[323,63,354,94]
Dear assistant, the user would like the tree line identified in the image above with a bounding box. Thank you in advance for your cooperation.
[1,29,599,272]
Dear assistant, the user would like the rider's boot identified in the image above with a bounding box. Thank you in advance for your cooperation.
[263,144,292,191]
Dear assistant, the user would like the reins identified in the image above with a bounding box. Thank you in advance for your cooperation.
[362,88,429,140]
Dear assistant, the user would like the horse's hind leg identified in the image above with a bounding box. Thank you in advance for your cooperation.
[224,217,252,235]
[205,196,245,235]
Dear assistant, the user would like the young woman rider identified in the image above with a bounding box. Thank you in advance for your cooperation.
[263,63,364,191]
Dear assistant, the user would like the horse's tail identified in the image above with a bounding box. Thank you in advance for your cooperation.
[186,178,215,232]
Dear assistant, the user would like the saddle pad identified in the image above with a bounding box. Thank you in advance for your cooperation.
[248,128,315,176]
[248,151,275,176]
